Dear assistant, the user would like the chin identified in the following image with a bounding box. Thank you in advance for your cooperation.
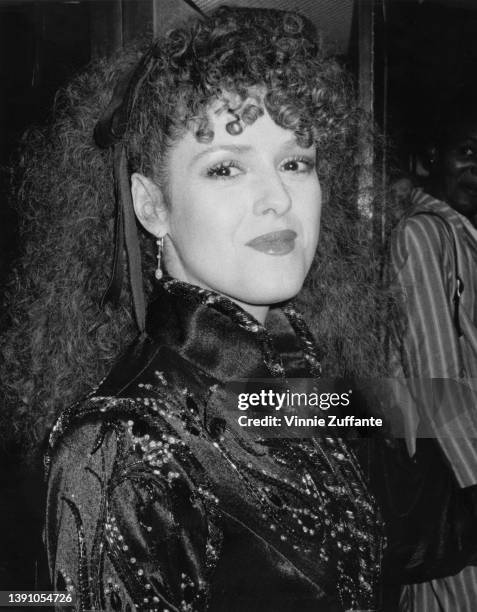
[235,275,306,306]
[246,260,309,302]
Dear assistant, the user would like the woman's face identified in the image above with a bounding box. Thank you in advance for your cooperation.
[135,104,322,322]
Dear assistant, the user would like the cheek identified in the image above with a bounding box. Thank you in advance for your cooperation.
[168,190,243,257]
[168,180,204,232]
[169,212,198,251]
[442,156,462,178]
[299,185,322,254]
[304,220,320,271]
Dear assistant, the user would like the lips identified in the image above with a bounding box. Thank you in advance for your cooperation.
[246,229,297,255]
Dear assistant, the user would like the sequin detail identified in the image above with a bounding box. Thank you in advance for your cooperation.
[46,279,383,611]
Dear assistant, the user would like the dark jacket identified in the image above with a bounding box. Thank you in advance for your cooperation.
[45,279,477,612]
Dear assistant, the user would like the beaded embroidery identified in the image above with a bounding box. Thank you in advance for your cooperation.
[46,279,384,611]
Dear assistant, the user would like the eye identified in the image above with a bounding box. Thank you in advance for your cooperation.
[459,143,476,157]
[206,161,243,179]
[281,156,316,174]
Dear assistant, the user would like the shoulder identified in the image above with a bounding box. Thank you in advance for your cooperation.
[45,394,205,535]
[45,328,214,485]
[90,325,216,403]
[46,319,216,478]
[44,394,210,610]
[47,381,199,468]
[392,209,453,270]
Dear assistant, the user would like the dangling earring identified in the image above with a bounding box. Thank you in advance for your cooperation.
[155,236,164,280]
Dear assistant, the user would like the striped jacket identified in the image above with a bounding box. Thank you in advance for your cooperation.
[391,188,477,611]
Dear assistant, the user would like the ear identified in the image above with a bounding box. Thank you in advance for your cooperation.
[421,145,438,173]
[131,173,168,238]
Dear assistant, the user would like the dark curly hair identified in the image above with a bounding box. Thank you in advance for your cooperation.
[124,7,354,181]
[1,6,389,455]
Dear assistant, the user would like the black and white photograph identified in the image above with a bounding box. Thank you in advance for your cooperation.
[2,1,477,610]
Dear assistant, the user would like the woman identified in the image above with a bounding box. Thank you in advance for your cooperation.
[45,9,384,611]
[3,6,477,612]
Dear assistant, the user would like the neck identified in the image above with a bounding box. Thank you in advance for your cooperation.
[168,274,270,325]
[232,301,269,325]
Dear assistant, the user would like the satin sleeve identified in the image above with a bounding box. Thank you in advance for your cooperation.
[45,419,211,611]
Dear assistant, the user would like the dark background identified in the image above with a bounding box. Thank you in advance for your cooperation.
[384,1,477,171]
[1,0,477,596]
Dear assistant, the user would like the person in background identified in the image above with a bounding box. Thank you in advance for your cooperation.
[391,92,477,611]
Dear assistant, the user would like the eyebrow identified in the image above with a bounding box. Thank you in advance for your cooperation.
[190,138,311,164]
[191,144,253,164]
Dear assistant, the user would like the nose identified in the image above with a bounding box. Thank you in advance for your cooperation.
[253,169,292,217]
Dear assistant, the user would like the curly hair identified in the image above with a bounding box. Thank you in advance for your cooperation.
[124,8,355,179]
[1,6,389,455]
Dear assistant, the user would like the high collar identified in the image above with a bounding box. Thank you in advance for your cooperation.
[144,278,317,383]
[94,279,320,401]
